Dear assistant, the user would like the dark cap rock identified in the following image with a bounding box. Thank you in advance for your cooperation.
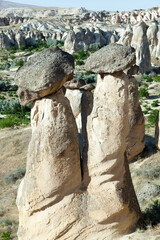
[85,43,136,74]
[15,46,74,105]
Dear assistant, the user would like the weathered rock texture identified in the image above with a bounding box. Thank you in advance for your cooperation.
[85,43,136,73]
[85,44,141,235]
[17,90,83,239]
[131,21,151,73]
[65,83,93,186]
[86,73,141,236]
[127,77,145,160]
[147,21,160,62]
[16,44,141,240]
[15,46,74,105]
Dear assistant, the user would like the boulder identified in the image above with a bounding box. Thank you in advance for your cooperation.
[15,46,74,105]
[85,43,136,73]
[138,182,160,202]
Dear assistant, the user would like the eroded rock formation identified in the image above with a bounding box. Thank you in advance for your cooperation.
[127,76,145,161]
[16,44,141,240]
[131,21,151,73]
[85,44,141,236]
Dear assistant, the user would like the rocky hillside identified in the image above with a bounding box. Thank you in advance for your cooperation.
[0,3,160,240]
[0,0,38,8]
[0,5,159,75]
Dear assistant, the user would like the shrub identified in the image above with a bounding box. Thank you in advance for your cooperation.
[74,73,97,84]
[2,55,8,61]
[72,50,90,60]
[0,114,30,129]
[134,166,160,179]
[153,75,160,82]
[0,62,11,70]
[8,92,13,97]
[142,200,160,227]
[19,46,26,51]
[10,85,18,91]
[46,38,64,48]
[143,75,153,82]
[151,100,159,107]
[16,60,25,68]
[0,229,11,240]
[0,81,11,91]
[0,116,21,128]
[76,60,84,66]
[148,109,159,126]
[89,42,101,53]
[4,168,26,184]
[10,55,15,60]
[1,218,12,226]
[143,110,149,114]
[0,96,5,100]
[0,99,31,115]
[139,87,149,98]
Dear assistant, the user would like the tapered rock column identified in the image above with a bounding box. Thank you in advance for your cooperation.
[64,79,94,187]
[85,44,141,238]
[127,74,145,161]
[15,47,82,240]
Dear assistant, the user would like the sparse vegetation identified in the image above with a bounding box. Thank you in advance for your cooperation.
[134,166,160,180]
[151,100,159,107]
[153,75,160,82]
[142,200,160,227]
[0,229,11,240]
[74,72,97,84]
[1,218,12,227]
[72,50,90,61]
[0,115,30,129]
[143,75,153,82]
[139,87,149,98]
[148,109,159,127]
[4,168,26,184]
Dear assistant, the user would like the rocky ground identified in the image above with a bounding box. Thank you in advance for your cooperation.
[0,123,160,239]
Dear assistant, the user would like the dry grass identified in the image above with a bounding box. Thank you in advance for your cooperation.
[0,125,31,239]
[0,125,160,239]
